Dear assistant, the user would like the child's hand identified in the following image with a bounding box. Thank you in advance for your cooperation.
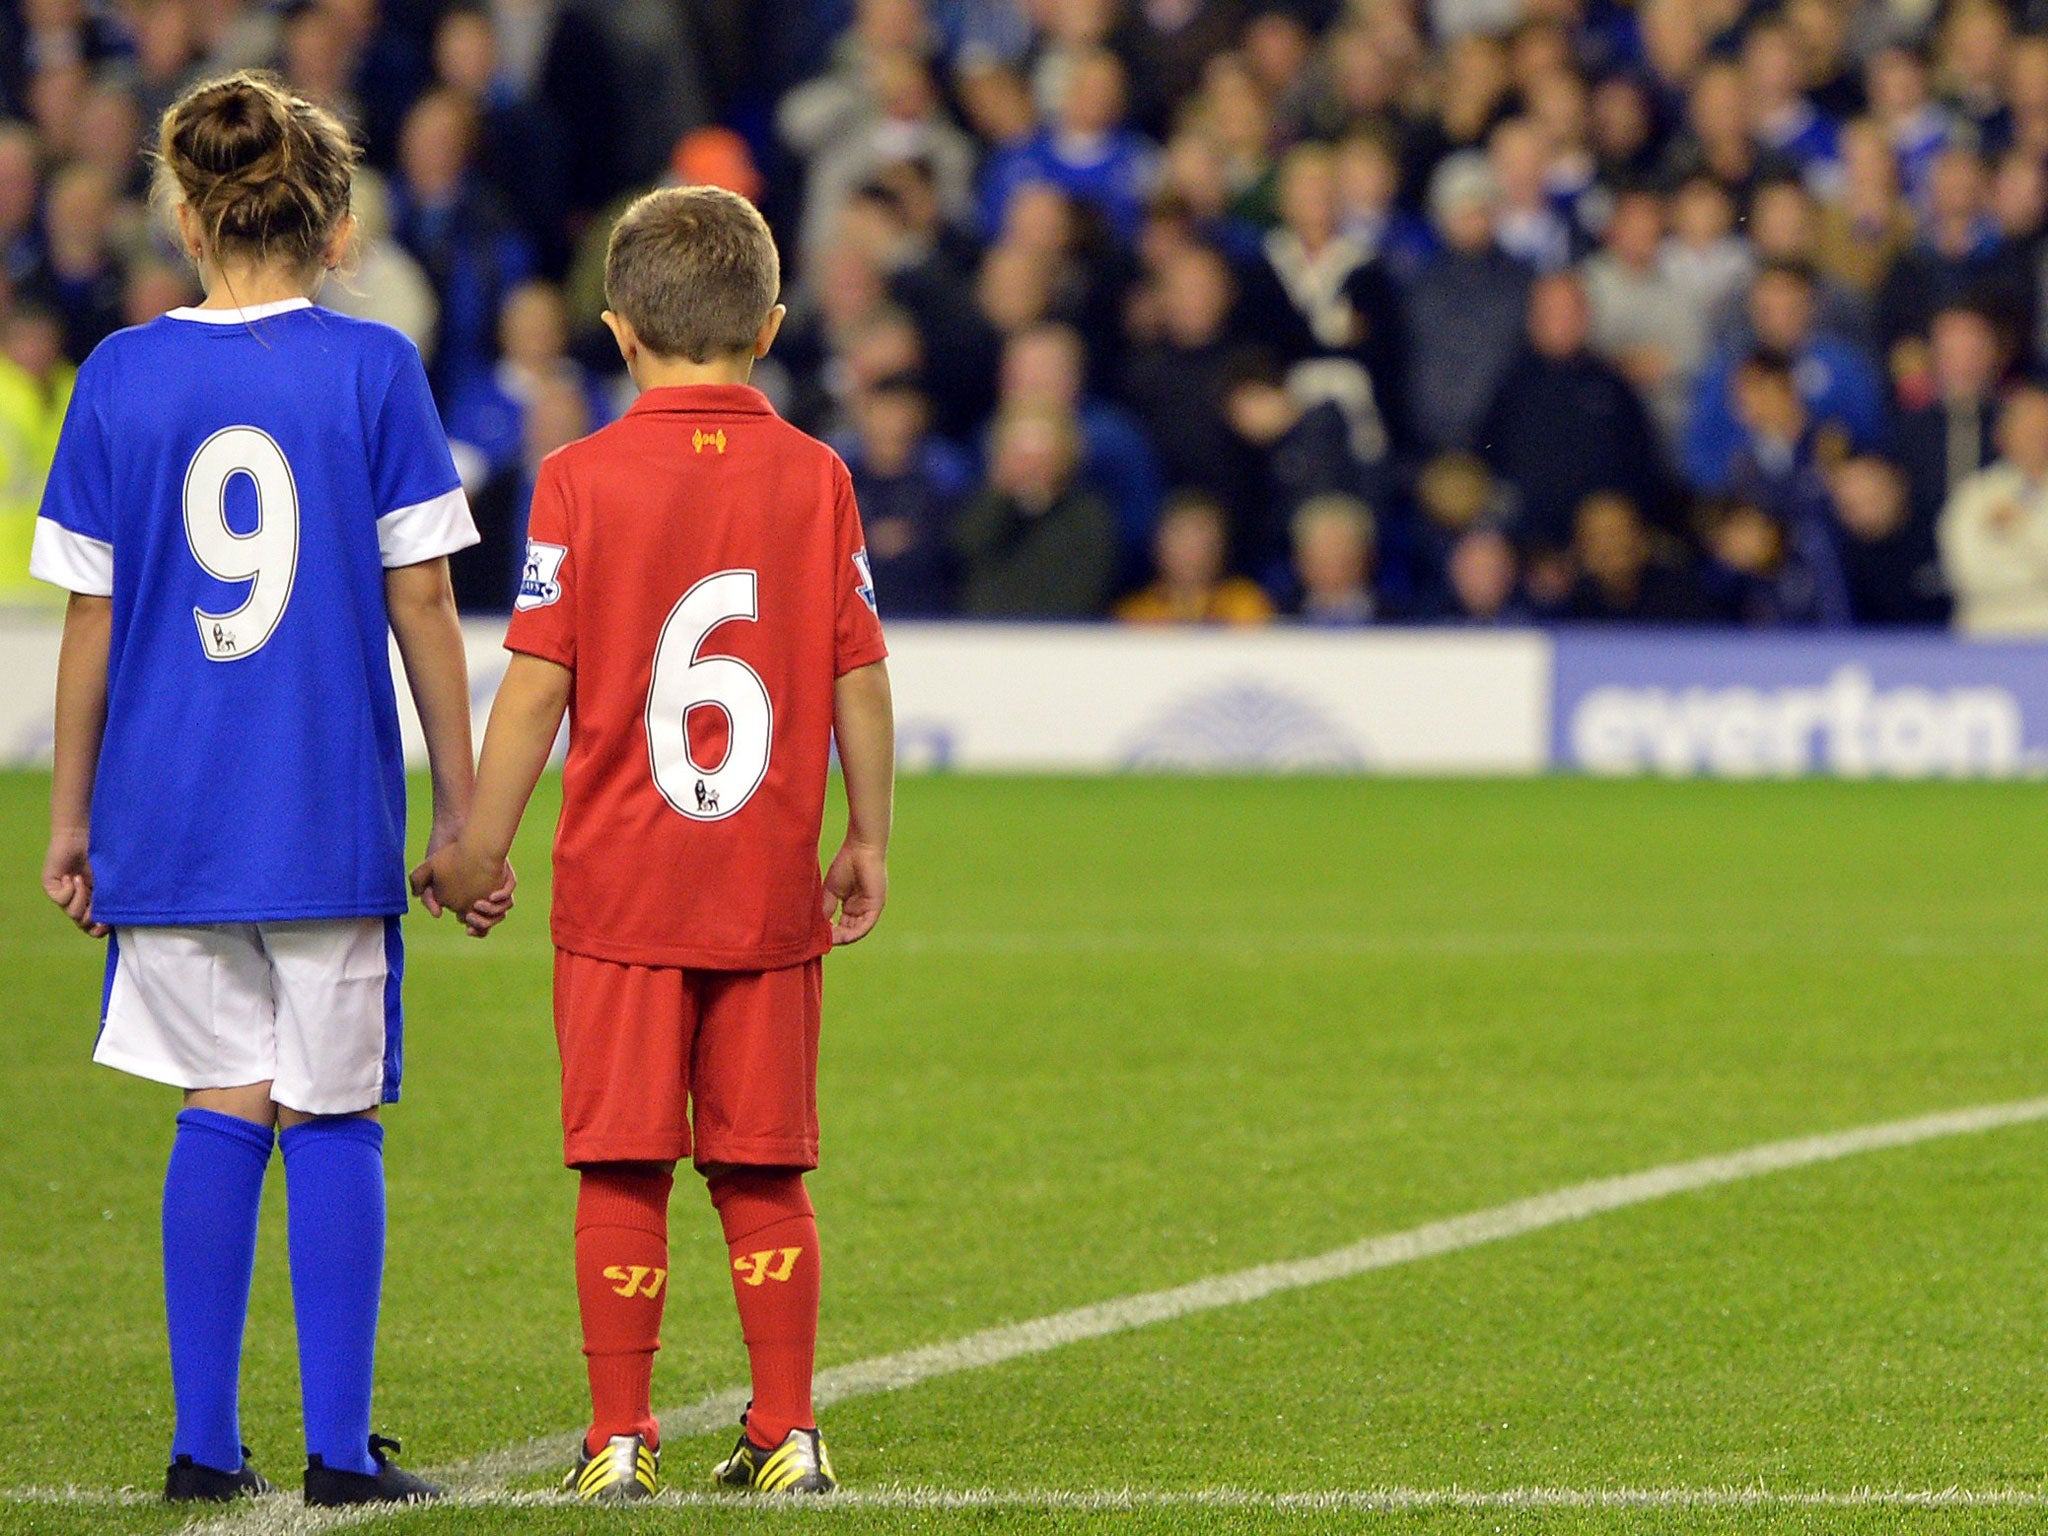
[822,839,887,946]
[411,843,517,937]
[462,862,518,938]
[42,827,109,938]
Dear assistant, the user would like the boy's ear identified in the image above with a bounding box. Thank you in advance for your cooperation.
[754,304,786,359]
[601,309,638,368]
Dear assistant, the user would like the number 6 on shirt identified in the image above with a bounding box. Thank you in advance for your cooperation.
[183,425,300,661]
[646,569,772,821]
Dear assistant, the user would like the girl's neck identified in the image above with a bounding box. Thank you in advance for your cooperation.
[196,264,319,311]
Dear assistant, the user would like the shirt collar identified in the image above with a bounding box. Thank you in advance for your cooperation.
[165,296,315,325]
[625,384,775,417]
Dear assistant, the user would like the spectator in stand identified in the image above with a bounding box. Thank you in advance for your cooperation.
[1893,303,2005,543]
[1875,145,2012,356]
[1865,43,1951,210]
[1685,261,1885,491]
[29,162,124,364]
[1221,347,1378,590]
[443,280,607,491]
[432,3,569,276]
[279,2,364,141]
[838,375,967,617]
[0,124,43,287]
[1236,141,1404,437]
[1720,177,1869,350]
[321,168,438,358]
[1581,185,1706,451]
[980,47,1156,245]
[1121,241,1245,516]
[1744,19,1839,188]
[778,0,933,174]
[389,85,535,398]
[2009,35,2048,162]
[1445,526,1527,623]
[1290,493,1377,625]
[129,0,200,125]
[800,49,977,268]
[1405,153,1531,454]
[1000,322,1161,568]
[0,302,71,600]
[1660,174,1752,335]
[1939,383,2048,635]
[72,83,145,200]
[1663,60,1769,203]
[954,401,1118,617]
[1566,491,1708,622]
[1489,116,1578,273]
[1198,51,1278,228]
[1815,120,1916,301]
[1332,126,1433,286]
[1407,450,1512,616]
[1829,453,1949,625]
[1481,270,1664,551]
[1721,350,1855,626]
[1942,0,2012,151]
[458,370,590,612]
[122,257,195,327]
[1116,489,1275,625]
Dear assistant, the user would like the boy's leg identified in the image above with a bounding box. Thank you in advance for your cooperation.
[691,961,825,1451]
[554,949,695,1463]
[267,920,401,1477]
[705,1166,820,1447]
[576,1162,676,1451]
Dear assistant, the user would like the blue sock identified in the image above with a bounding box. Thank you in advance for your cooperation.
[280,1118,386,1475]
[163,1108,274,1473]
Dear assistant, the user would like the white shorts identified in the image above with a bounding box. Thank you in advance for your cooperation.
[95,919,404,1116]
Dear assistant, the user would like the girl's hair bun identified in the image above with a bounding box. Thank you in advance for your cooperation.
[158,70,357,273]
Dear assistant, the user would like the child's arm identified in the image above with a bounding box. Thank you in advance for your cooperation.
[413,652,572,921]
[387,558,513,934]
[823,658,894,945]
[43,592,112,937]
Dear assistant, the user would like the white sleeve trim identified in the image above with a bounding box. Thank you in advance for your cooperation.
[28,518,113,596]
[377,486,480,567]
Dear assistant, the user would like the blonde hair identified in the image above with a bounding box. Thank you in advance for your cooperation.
[156,70,357,275]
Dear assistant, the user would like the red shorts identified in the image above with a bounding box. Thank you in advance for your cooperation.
[552,949,822,1170]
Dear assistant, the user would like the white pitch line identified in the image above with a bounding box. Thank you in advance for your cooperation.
[174,1092,2048,1534]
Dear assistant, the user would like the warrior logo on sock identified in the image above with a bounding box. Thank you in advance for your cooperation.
[603,1264,668,1298]
[733,1247,802,1287]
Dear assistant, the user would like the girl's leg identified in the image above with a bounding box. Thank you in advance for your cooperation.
[165,1084,277,1473]
[279,1106,384,1475]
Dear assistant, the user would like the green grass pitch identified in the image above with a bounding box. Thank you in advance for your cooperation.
[4,771,2048,1535]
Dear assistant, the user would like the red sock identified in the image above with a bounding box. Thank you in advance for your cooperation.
[707,1169,819,1448]
[575,1163,674,1455]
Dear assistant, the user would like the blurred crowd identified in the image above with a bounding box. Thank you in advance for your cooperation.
[10,0,2048,631]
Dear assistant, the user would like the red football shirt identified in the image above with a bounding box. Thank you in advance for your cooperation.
[505,384,887,970]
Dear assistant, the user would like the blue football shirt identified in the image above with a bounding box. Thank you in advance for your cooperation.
[31,298,478,925]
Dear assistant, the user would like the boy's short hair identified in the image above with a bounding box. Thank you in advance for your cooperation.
[605,185,780,363]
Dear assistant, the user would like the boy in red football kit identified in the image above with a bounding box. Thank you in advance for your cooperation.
[416,186,894,1502]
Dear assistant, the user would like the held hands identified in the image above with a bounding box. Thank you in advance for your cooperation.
[42,826,108,938]
[822,838,887,946]
[411,825,517,938]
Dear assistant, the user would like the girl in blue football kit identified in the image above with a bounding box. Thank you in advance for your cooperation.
[34,72,510,1507]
